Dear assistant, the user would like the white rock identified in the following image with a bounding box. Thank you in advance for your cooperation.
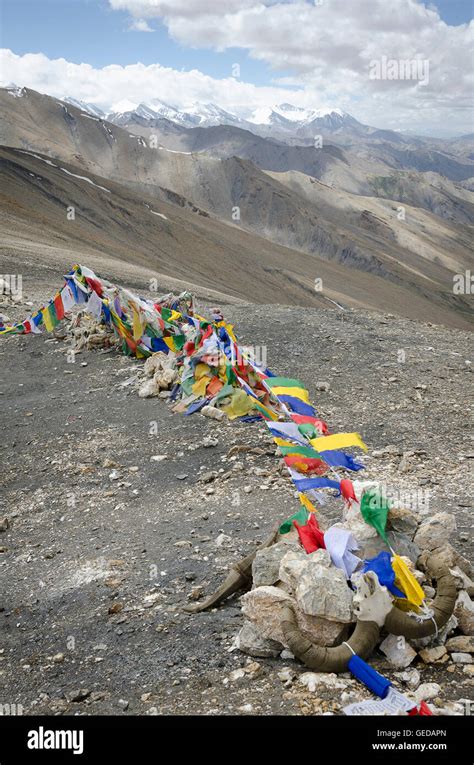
[296,611,348,647]
[138,378,160,398]
[144,352,169,377]
[279,548,330,593]
[241,586,294,643]
[434,701,465,716]
[454,591,474,635]
[414,512,456,551]
[296,563,353,623]
[252,542,298,587]
[394,668,420,690]
[215,533,231,547]
[344,503,379,542]
[229,668,246,681]
[380,634,417,668]
[299,672,348,692]
[236,621,282,658]
[451,652,472,664]
[277,667,296,683]
[201,405,225,421]
[449,567,474,595]
[418,645,447,663]
[414,683,441,703]
[446,635,474,653]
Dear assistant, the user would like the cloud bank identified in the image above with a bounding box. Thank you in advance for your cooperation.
[1,0,472,135]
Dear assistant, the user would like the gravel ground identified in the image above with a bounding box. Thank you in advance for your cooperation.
[0,266,473,716]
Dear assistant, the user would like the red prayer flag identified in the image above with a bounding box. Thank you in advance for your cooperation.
[293,514,326,554]
[340,478,357,506]
[54,293,65,321]
[408,701,433,716]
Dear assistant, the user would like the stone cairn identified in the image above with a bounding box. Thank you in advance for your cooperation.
[237,504,473,670]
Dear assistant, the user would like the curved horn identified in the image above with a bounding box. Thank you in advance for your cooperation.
[183,525,280,613]
[281,604,380,673]
[384,562,457,639]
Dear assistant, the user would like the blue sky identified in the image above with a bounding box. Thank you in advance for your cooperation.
[0,0,286,84]
[0,0,472,135]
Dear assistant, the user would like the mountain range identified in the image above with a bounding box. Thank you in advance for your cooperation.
[0,85,473,329]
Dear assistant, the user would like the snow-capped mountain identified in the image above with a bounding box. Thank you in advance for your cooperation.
[104,99,364,141]
[107,99,247,129]
[57,93,369,143]
[63,97,105,119]
[248,103,346,125]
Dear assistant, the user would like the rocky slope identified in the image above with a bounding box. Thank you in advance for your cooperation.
[1,89,473,329]
[0,259,472,716]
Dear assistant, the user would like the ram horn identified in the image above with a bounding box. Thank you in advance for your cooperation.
[183,525,280,613]
[281,604,380,673]
[384,560,457,639]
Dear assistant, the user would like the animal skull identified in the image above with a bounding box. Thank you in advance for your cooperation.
[352,571,393,626]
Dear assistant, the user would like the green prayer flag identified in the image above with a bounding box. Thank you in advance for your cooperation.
[266,377,304,389]
[360,489,391,543]
[279,444,322,459]
[279,506,309,535]
[297,423,318,439]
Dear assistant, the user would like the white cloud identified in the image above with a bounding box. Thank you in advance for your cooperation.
[1,0,472,136]
[107,0,474,133]
[129,19,154,32]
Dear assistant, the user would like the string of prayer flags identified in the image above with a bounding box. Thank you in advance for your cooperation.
[2,263,374,529]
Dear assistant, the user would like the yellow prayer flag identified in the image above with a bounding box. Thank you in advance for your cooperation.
[310,432,368,452]
[273,438,294,448]
[131,304,143,341]
[163,336,178,352]
[298,492,318,514]
[192,376,210,397]
[41,305,54,332]
[392,555,425,609]
[271,386,310,404]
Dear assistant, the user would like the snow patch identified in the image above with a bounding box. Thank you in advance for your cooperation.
[81,113,101,122]
[158,147,192,155]
[60,167,111,193]
[6,85,26,98]
[18,150,58,167]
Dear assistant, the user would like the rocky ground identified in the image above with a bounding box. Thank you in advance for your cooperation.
[0,264,473,716]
